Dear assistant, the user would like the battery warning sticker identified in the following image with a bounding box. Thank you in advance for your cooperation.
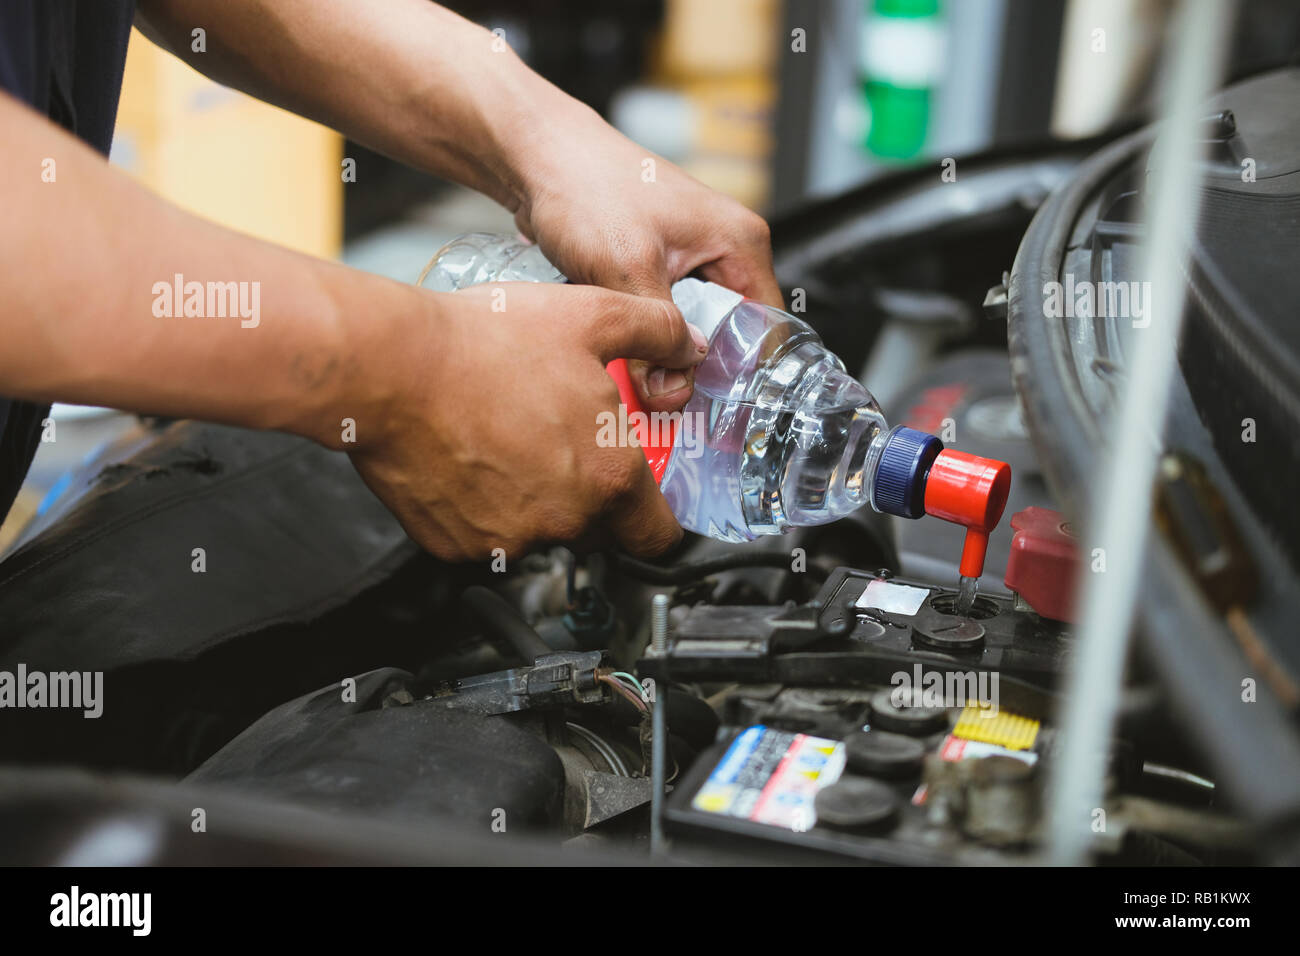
[938,734,1038,765]
[691,725,846,831]
[856,579,929,616]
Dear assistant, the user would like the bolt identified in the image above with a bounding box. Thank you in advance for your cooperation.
[1199,109,1235,140]
[651,593,670,654]
[824,615,850,637]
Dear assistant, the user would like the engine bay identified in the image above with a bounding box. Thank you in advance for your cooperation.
[3,67,1299,870]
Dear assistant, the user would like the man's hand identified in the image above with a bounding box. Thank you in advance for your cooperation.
[344,283,708,561]
[135,0,782,413]
[507,102,782,413]
[512,104,783,311]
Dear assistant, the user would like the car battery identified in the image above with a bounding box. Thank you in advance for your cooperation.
[663,674,1057,862]
[666,707,1051,863]
[639,566,1071,693]
[643,566,1068,862]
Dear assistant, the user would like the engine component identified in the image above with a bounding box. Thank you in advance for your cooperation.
[423,650,608,716]
[843,730,926,778]
[639,567,1070,692]
[869,689,949,736]
[463,585,553,663]
[187,668,566,831]
[962,754,1040,846]
[1003,506,1079,621]
[814,776,901,832]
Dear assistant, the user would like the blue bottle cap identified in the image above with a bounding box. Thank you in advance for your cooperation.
[872,425,944,519]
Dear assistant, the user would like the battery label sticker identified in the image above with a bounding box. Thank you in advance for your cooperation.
[692,725,846,832]
[952,703,1040,751]
[856,579,929,616]
[939,734,1038,765]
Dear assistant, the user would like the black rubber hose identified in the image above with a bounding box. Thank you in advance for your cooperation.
[664,689,720,750]
[603,687,719,750]
[462,586,551,663]
[608,550,831,585]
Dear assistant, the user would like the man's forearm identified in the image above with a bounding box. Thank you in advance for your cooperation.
[134,0,586,213]
[0,91,425,451]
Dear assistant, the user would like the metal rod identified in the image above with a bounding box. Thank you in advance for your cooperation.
[650,593,669,855]
[650,685,667,855]
[1045,0,1235,865]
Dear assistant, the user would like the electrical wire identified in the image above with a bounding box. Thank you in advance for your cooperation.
[1225,607,1300,711]
[1142,761,1215,793]
[599,673,648,713]
[612,675,649,705]
[565,721,629,777]
[611,670,650,702]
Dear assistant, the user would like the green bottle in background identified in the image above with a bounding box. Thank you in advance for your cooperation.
[861,0,944,160]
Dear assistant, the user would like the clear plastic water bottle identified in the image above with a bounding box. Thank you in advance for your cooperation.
[416,233,565,290]
[418,233,1011,574]
[660,289,892,542]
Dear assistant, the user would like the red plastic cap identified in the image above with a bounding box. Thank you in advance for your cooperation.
[922,449,1012,579]
[606,358,675,483]
[1003,506,1079,621]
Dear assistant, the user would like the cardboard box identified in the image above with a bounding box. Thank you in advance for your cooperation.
[111,29,343,259]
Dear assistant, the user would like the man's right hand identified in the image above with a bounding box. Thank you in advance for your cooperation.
[342,282,707,562]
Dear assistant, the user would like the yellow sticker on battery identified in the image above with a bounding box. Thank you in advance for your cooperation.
[952,703,1039,751]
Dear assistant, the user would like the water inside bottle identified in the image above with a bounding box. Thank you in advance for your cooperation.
[661,302,888,541]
